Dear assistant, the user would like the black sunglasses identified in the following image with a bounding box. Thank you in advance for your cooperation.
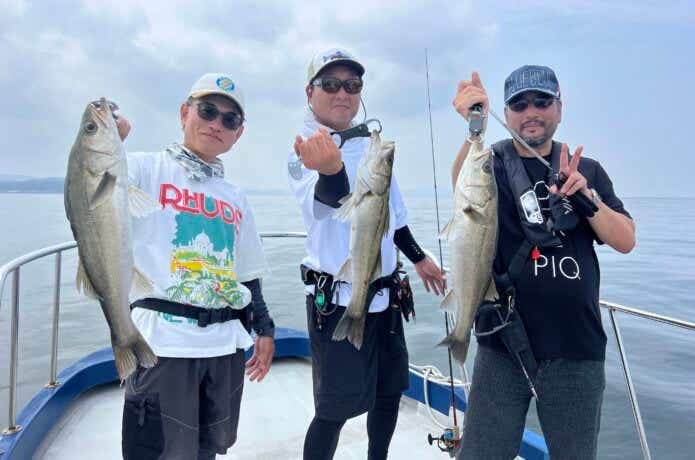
[507,96,556,113]
[195,101,244,130]
[313,77,363,94]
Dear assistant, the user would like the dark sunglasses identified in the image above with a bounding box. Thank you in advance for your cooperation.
[313,77,363,94]
[195,101,244,130]
[507,96,556,113]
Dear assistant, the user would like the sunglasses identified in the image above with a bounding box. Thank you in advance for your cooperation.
[507,96,556,113]
[313,77,363,94]
[195,101,244,130]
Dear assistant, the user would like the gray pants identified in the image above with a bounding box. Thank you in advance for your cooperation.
[457,346,605,460]
[122,351,246,460]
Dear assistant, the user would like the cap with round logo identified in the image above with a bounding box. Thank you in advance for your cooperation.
[188,73,246,117]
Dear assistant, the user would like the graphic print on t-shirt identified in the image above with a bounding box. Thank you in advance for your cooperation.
[160,183,245,308]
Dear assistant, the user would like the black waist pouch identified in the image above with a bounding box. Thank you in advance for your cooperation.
[475,300,538,380]
[390,272,415,323]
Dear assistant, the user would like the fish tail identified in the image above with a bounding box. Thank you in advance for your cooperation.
[332,311,366,350]
[438,334,470,364]
[133,334,158,368]
[112,333,157,380]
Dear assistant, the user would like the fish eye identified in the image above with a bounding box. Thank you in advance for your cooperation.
[482,158,492,174]
[84,121,98,134]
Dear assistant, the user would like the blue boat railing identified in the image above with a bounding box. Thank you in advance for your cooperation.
[1,235,694,460]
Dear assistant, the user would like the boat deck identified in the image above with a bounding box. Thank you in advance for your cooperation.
[34,357,479,460]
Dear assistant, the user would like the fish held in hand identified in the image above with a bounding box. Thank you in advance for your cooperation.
[332,130,395,350]
[64,98,160,379]
[438,138,498,364]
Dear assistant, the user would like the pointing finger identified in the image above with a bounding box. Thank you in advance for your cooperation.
[560,143,569,174]
[569,145,583,172]
[471,71,483,89]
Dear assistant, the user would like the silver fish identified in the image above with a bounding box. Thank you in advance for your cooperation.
[64,97,160,379]
[332,131,395,350]
[438,138,498,364]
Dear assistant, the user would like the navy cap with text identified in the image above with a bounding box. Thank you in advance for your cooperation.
[504,65,560,103]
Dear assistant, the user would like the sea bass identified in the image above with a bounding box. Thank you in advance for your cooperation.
[438,137,498,364]
[332,131,395,350]
[64,98,159,379]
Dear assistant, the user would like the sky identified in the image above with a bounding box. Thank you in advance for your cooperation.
[1,0,694,197]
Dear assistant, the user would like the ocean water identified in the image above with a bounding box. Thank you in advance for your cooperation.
[0,193,693,459]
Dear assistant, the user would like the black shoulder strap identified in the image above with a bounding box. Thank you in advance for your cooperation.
[493,240,534,299]
[492,139,562,249]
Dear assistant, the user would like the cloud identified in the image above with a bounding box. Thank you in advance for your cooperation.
[0,0,692,197]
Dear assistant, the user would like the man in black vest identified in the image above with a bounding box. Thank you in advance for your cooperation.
[451,66,636,459]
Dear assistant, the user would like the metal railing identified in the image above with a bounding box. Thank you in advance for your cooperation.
[0,233,306,437]
[1,238,694,460]
[598,301,695,460]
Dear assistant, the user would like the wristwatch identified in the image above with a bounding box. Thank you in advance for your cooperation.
[590,188,602,207]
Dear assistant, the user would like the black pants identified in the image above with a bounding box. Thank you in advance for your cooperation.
[303,296,410,459]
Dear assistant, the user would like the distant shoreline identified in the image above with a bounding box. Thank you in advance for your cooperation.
[0,178,692,199]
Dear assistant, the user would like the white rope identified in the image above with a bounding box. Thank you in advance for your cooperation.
[408,362,469,430]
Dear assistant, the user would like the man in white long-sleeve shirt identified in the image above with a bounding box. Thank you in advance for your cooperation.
[287,47,446,460]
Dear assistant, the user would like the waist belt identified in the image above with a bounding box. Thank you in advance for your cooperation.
[301,265,395,288]
[300,265,395,300]
[131,298,251,330]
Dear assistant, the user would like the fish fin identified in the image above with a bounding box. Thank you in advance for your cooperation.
[438,333,471,364]
[336,257,352,282]
[380,203,390,240]
[128,184,161,218]
[484,279,498,301]
[131,266,154,297]
[440,289,457,312]
[333,194,355,221]
[89,172,117,210]
[76,259,100,300]
[332,311,366,350]
[438,217,455,240]
[133,334,158,368]
[370,255,382,283]
[112,333,157,380]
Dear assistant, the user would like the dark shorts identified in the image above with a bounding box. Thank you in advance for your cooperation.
[122,351,246,460]
[306,295,410,421]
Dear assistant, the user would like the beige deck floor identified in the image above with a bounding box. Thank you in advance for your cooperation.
[36,358,470,460]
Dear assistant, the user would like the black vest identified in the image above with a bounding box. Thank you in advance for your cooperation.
[492,139,564,249]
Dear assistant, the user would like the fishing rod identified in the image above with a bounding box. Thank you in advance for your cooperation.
[424,48,461,457]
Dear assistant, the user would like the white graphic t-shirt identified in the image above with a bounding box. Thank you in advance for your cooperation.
[128,150,269,358]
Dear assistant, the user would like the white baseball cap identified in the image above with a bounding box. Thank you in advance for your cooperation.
[307,47,365,83]
[187,73,246,117]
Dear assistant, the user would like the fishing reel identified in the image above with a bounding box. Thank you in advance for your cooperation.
[427,426,461,457]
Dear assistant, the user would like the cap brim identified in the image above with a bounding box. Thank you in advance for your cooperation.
[312,59,365,81]
[505,87,559,103]
[189,90,245,117]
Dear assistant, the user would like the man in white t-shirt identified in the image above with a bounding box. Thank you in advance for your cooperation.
[116,73,275,460]
[288,48,446,460]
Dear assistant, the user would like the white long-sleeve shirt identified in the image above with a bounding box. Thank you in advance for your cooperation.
[287,111,408,313]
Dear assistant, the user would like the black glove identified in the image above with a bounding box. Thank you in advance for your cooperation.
[552,175,598,219]
[549,192,580,231]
